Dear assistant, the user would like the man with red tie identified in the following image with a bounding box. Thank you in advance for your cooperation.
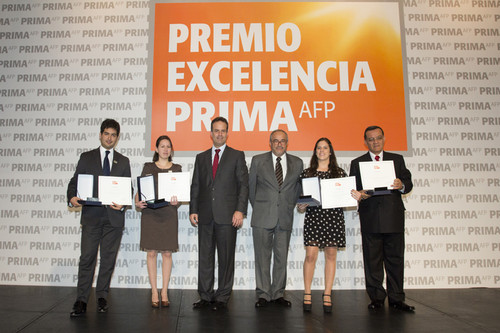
[189,117,249,311]
[349,126,415,312]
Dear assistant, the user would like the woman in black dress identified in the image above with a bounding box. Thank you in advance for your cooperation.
[297,137,359,313]
[135,135,181,308]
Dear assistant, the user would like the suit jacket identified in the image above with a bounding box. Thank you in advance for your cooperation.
[249,152,303,231]
[67,148,131,227]
[190,146,249,225]
[349,151,412,233]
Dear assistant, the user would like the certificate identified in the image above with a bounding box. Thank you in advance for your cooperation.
[158,172,190,202]
[77,174,94,200]
[320,176,357,209]
[98,176,132,205]
[359,161,396,190]
[298,177,321,206]
[137,175,155,202]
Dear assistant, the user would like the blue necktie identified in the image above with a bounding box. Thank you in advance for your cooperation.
[103,150,111,176]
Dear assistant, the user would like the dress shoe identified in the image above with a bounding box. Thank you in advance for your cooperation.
[390,301,415,312]
[273,297,291,307]
[97,298,108,313]
[255,298,269,308]
[161,300,170,308]
[303,293,312,312]
[70,300,87,317]
[368,300,384,310]
[212,301,226,311]
[322,293,332,313]
[193,299,211,309]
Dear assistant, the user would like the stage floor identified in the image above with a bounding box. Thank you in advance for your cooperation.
[1,286,498,332]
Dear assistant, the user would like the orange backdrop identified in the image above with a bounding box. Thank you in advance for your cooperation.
[150,2,407,152]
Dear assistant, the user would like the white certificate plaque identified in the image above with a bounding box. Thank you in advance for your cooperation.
[158,172,190,202]
[302,177,321,206]
[137,175,155,202]
[359,161,396,190]
[77,174,94,200]
[320,176,357,209]
[98,176,132,205]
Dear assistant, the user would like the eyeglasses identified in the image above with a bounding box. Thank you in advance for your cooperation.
[272,139,287,145]
[366,136,384,143]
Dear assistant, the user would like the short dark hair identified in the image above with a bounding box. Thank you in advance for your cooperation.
[153,135,174,162]
[211,116,229,131]
[100,119,120,136]
[364,125,384,140]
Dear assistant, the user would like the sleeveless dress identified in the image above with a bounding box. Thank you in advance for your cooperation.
[300,169,347,248]
[139,162,181,252]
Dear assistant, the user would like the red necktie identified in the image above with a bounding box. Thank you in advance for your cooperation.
[212,149,220,179]
[375,155,380,161]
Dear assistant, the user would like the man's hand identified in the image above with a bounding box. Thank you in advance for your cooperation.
[70,196,82,207]
[392,178,403,190]
[189,213,199,227]
[232,211,244,228]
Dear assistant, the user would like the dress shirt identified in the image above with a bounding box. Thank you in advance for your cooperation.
[99,146,114,173]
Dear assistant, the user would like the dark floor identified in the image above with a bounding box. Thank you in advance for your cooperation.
[1,286,498,332]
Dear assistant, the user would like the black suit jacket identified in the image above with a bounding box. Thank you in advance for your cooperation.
[67,148,131,227]
[349,152,412,233]
[190,146,249,225]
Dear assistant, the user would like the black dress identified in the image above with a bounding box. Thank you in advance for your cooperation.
[300,169,347,248]
[139,162,181,252]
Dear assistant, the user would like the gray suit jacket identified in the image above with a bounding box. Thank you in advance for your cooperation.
[67,148,131,227]
[190,146,249,225]
[249,152,303,231]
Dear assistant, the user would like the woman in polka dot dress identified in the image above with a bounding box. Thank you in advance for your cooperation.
[297,137,357,313]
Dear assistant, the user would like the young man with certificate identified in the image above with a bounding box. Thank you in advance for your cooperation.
[67,119,131,317]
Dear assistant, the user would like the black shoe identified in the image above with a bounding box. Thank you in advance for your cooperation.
[97,298,108,313]
[390,301,415,312]
[193,299,211,309]
[70,300,87,317]
[212,301,227,311]
[273,297,291,307]
[303,293,312,312]
[255,298,269,308]
[368,300,384,310]
[322,293,332,313]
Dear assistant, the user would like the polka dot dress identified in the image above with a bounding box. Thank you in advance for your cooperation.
[300,169,346,248]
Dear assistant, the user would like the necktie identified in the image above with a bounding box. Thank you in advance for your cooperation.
[275,156,283,187]
[375,155,380,161]
[212,149,220,179]
[103,150,111,176]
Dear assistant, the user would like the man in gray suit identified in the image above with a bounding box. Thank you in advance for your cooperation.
[189,117,249,311]
[249,129,303,307]
[67,119,131,317]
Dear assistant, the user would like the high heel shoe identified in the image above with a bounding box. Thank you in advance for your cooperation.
[322,293,332,313]
[161,291,169,308]
[152,291,160,308]
[303,293,312,312]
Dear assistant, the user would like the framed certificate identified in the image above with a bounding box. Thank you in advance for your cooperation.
[137,175,169,209]
[158,172,190,202]
[359,161,396,195]
[320,176,357,209]
[77,174,101,206]
[98,176,132,205]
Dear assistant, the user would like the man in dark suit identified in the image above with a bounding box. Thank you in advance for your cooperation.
[249,129,303,308]
[67,119,131,317]
[349,125,415,312]
[189,116,249,311]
